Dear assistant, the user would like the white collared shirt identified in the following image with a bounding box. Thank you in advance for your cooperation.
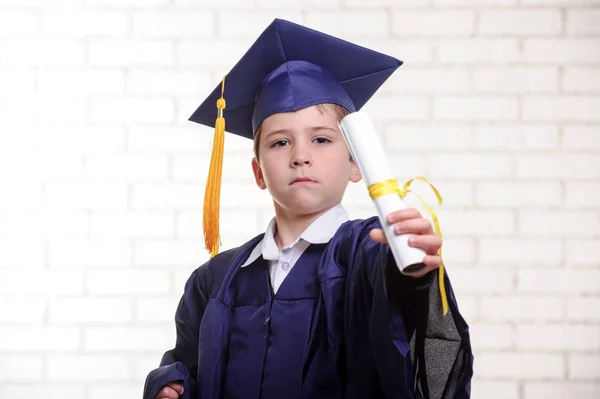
[240,204,349,294]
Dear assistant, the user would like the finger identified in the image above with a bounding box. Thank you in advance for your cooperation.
[157,387,179,399]
[394,218,433,235]
[408,235,442,255]
[386,208,421,224]
[167,383,184,395]
[423,254,443,269]
[369,228,388,244]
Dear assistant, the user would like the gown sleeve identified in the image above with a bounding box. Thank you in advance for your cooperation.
[344,217,473,399]
[142,247,240,399]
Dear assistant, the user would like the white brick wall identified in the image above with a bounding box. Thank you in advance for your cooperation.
[0,1,599,398]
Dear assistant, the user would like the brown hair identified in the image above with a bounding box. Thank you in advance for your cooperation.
[253,103,350,161]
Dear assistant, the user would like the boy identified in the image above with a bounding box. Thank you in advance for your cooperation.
[144,19,473,399]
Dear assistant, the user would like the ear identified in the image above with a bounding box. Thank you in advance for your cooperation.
[252,157,267,190]
[349,159,362,183]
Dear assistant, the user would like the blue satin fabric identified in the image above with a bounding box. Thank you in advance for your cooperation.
[143,217,472,399]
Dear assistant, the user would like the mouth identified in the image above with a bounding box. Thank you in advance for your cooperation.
[291,177,316,185]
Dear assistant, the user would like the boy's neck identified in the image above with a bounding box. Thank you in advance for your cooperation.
[272,205,335,251]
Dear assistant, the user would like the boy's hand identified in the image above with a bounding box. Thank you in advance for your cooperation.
[369,208,443,272]
[155,382,184,399]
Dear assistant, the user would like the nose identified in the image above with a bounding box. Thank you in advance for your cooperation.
[291,145,312,167]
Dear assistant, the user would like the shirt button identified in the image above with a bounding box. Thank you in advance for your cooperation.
[281,261,290,271]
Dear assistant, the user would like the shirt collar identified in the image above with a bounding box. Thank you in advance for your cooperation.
[240,204,349,267]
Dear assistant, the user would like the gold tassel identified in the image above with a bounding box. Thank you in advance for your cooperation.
[203,76,227,258]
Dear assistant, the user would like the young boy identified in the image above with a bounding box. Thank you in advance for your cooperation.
[144,19,473,399]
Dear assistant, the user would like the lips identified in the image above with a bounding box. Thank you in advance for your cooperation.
[292,177,316,184]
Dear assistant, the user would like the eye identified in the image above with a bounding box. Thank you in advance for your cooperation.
[314,137,331,144]
[271,140,289,147]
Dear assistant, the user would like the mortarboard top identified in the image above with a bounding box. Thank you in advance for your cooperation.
[192,18,403,258]
[189,18,403,139]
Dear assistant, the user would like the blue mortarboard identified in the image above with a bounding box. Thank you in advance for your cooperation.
[193,18,403,258]
[189,18,402,139]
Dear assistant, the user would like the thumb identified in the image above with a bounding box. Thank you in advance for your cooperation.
[369,228,388,244]
[167,382,184,395]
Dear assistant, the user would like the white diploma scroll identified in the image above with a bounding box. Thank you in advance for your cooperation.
[339,112,435,277]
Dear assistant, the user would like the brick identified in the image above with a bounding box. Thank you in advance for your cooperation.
[90,97,174,124]
[0,385,84,399]
[438,210,516,235]
[523,96,600,122]
[133,11,215,37]
[569,354,600,379]
[562,125,600,150]
[522,0,600,4]
[439,237,476,264]
[84,327,173,352]
[0,11,38,35]
[470,323,513,350]
[477,181,562,208]
[42,10,127,37]
[392,11,475,36]
[566,183,600,209]
[524,383,600,399]
[47,355,134,381]
[0,327,79,351]
[0,270,83,295]
[86,154,168,181]
[567,296,600,321]
[134,239,209,267]
[0,182,41,210]
[44,182,127,210]
[429,154,512,178]
[517,154,600,179]
[128,126,212,153]
[305,11,388,38]
[474,124,560,150]
[480,238,563,266]
[136,297,180,322]
[135,354,161,380]
[131,184,204,209]
[566,240,600,267]
[481,296,564,322]
[474,67,558,93]
[306,0,341,7]
[86,269,170,295]
[400,180,473,208]
[127,69,211,95]
[518,269,600,294]
[174,0,252,5]
[434,96,519,121]
[471,380,519,399]
[256,0,302,7]
[217,11,303,38]
[48,239,131,268]
[433,0,516,5]
[385,125,471,151]
[383,154,429,180]
[177,40,253,67]
[177,210,262,238]
[49,298,132,324]
[455,295,477,322]
[567,9,600,34]
[1,211,88,239]
[438,39,519,64]
[479,10,562,35]
[171,155,255,183]
[90,211,173,239]
[524,39,600,64]
[391,68,471,94]
[358,39,433,64]
[447,269,515,295]
[0,39,84,66]
[563,68,600,93]
[0,298,45,323]
[0,239,44,267]
[87,0,168,5]
[0,355,43,381]
[89,40,173,67]
[0,67,36,94]
[477,352,564,379]
[518,324,600,351]
[38,153,86,180]
[519,211,599,237]
[44,125,125,153]
[345,0,428,6]
[39,68,125,94]
[88,385,142,399]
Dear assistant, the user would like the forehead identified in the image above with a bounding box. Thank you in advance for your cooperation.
[260,105,339,134]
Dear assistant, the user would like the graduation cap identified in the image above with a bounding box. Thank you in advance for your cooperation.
[190,18,402,257]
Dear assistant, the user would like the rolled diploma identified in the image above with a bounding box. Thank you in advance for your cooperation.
[339,112,434,277]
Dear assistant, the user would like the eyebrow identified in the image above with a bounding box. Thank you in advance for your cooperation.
[263,126,337,140]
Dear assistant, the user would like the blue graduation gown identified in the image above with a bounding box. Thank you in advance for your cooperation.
[143,217,473,399]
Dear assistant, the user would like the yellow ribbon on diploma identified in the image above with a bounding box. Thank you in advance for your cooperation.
[367,177,448,316]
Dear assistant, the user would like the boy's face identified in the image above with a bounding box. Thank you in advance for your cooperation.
[251,104,362,217]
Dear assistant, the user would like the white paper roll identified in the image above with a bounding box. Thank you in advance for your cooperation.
[339,112,435,277]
